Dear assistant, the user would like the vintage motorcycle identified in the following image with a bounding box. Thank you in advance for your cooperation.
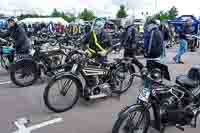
[112,61,200,133]
[43,47,136,113]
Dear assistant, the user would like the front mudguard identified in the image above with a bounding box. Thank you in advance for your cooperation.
[118,104,147,118]
[49,72,83,91]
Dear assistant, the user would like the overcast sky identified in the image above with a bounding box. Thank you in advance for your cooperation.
[0,0,200,17]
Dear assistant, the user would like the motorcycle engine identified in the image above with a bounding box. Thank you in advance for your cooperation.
[161,99,194,125]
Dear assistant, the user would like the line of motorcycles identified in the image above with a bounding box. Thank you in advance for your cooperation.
[1,32,200,133]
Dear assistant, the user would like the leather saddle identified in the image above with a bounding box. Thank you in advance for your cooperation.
[176,65,200,88]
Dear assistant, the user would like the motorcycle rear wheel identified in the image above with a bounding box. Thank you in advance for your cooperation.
[10,63,39,87]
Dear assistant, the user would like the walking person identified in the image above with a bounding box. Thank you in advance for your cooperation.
[160,23,170,63]
[173,19,193,64]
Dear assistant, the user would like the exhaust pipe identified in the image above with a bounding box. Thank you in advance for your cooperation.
[89,93,107,99]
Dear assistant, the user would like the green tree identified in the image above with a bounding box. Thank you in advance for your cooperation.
[17,14,40,21]
[150,6,179,21]
[116,5,128,18]
[78,8,96,21]
[51,8,61,17]
[63,15,76,22]
[168,6,178,19]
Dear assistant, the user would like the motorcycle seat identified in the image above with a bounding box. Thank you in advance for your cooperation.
[176,75,198,89]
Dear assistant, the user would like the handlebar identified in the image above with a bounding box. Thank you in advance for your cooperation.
[0,37,7,43]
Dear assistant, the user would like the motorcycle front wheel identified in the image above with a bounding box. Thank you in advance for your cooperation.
[43,74,80,113]
[112,105,150,133]
[113,64,135,94]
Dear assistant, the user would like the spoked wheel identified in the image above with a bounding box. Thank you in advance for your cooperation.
[10,64,38,87]
[1,56,10,71]
[114,64,135,94]
[43,75,80,113]
[112,106,150,133]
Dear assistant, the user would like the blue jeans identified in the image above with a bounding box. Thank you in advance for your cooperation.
[161,41,167,63]
[175,39,188,63]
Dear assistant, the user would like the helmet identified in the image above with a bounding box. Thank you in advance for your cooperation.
[186,18,193,26]
[92,18,106,33]
[7,17,17,23]
[155,20,161,25]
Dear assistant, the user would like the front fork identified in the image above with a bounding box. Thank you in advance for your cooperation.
[60,64,79,95]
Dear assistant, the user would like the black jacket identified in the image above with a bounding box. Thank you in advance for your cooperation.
[122,25,136,49]
[2,24,30,53]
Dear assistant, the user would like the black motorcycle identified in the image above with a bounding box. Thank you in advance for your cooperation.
[43,48,136,113]
[112,63,200,133]
[9,39,70,87]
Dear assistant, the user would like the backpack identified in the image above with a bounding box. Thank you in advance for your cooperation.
[144,26,163,58]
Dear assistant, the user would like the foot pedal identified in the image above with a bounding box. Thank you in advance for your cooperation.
[176,124,184,131]
[112,90,122,94]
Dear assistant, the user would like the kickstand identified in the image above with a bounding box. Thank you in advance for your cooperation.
[150,120,166,133]
[160,126,166,133]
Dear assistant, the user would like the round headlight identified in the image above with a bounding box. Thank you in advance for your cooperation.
[150,69,162,81]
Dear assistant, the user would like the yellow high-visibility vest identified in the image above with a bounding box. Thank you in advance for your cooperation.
[139,25,144,33]
[92,31,106,52]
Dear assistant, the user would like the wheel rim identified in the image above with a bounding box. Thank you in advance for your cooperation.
[47,78,78,111]
[118,111,147,133]
[115,65,133,91]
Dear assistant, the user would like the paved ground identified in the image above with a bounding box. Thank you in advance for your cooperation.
[1,48,200,133]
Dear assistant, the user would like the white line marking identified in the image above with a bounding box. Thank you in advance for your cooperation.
[28,118,63,131]
[0,81,11,85]
[12,117,63,133]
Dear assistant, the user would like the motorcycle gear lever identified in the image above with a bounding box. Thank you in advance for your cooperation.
[176,124,184,131]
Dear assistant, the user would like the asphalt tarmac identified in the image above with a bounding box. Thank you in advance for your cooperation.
[1,48,200,133]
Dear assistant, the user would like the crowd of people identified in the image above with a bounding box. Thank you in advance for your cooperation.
[0,16,195,66]
[20,21,82,36]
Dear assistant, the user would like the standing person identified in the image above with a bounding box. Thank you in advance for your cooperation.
[160,23,170,63]
[122,19,144,71]
[142,19,163,102]
[47,21,55,33]
[27,24,32,37]
[60,24,64,33]
[144,19,163,59]
[173,19,193,64]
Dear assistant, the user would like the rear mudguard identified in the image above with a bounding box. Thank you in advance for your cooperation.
[117,61,136,74]
[10,57,38,72]
[50,72,83,91]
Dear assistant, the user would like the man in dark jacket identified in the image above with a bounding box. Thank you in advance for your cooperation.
[121,23,144,70]
[123,24,137,57]
[3,18,31,54]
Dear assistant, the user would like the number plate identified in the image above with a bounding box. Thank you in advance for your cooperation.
[138,88,150,102]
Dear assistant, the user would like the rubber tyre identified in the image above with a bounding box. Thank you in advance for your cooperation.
[43,75,80,113]
[112,105,150,133]
[115,64,135,94]
[10,63,38,87]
